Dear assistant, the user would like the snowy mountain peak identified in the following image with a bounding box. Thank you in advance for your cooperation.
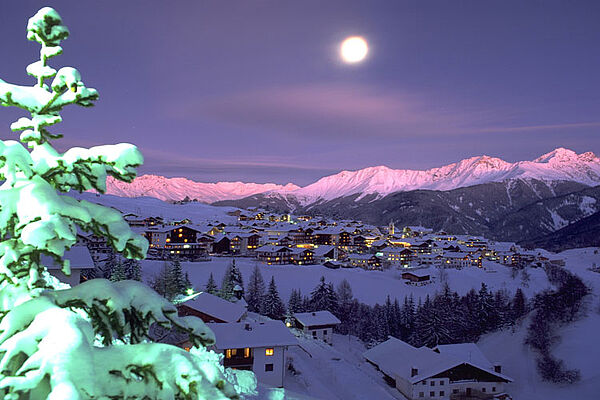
[105,148,600,204]
[104,175,299,203]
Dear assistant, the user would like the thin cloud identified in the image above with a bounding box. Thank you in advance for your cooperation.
[167,83,488,138]
[475,121,600,134]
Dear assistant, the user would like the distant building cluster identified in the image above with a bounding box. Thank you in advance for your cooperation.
[75,210,561,281]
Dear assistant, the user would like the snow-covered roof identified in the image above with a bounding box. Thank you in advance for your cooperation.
[312,245,335,257]
[434,343,492,369]
[293,311,341,327]
[255,245,291,253]
[364,337,512,384]
[208,320,298,349]
[181,292,246,323]
[42,245,94,270]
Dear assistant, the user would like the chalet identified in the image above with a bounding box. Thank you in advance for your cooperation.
[347,254,382,270]
[77,232,111,263]
[380,247,415,267]
[212,234,231,254]
[177,292,247,323]
[42,245,94,286]
[207,321,298,388]
[293,311,341,345]
[312,245,340,263]
[289,248,314,265]
[441,252,482,268]
[323,261,342,269]
[402,269,433,286]
[402,226,434,238]
[364,338,512,400]
[229,233,260,255]
[255,245,292,265]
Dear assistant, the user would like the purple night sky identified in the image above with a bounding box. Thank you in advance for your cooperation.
[1,1,599,185]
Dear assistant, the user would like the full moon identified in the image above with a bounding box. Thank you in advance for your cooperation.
[340,36,368,63]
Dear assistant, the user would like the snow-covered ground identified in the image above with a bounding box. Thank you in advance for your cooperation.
[284,333,404,400]
[478,247,600,400]
[71,191,238,224]
[141,257,550,306]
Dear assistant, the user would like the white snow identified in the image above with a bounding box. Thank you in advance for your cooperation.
[142,258,551,306]
[104,148,600,204]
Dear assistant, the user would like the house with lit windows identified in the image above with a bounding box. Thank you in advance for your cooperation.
[292,311,341,345]
[144,224,210,260]
[289,248,314,265]
[364,337,512,400]
[255,245,293,265]
[207,321,298,387]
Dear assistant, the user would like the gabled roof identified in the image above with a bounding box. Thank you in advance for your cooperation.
[208,320,298,349]
[255,245,292,253]
[180,292,246,323]
[293,311,341,327]
[363,337,512,384]
[312,245,336,257]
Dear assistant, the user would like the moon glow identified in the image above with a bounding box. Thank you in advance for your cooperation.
[340,36,368,63]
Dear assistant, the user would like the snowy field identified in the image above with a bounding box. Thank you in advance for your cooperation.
[72,192,239,224]
[479,247,600,400]
[141,257,550,306]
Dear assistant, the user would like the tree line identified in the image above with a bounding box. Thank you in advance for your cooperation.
[525,264,589,384]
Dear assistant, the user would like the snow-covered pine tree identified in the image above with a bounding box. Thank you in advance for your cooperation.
[170,257,188,296]
[109,259,128,282]
[511,287,527,320]
[309,276,338,313]
[263,276,286,320]
[245,265,266,313]
[205,272,218,295]
[288,288,304,314]
[220,259,243,300]
[101,250,119,279]
[0,8,240,398]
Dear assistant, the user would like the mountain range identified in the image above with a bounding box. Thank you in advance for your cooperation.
[105,148,600,250]
[107,148,600,205]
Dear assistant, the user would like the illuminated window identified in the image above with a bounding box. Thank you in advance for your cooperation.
[166,238,170,242]
[231,349,237,356]
[265,348,274,356]
[179,228,183,232]
[179,234,183,237]
[226,349,232,358]
[244,348,250,358]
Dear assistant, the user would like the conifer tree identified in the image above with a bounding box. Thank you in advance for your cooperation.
[170,257,187,296]
[512,288,528,320]
[0,8,238,398]
[109,259,127,282]
[310,276,338,313]
[220,259,243,300]
[288,288,304,313]
[263,276,286,320]
[245,265,266,313]
[205,272,218,295]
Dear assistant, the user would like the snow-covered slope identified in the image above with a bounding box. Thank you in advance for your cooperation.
[105,175,299,203]
[106,148,600,204]
[294,148,600,203]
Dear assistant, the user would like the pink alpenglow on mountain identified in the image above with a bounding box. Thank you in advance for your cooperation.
[106,148,600,203]
[105,175,299,203]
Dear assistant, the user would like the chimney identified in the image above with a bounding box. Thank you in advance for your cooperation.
[493,363,502,374]
[312,312,316,316]
[244,323,252,331]
[411,367,418,377]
